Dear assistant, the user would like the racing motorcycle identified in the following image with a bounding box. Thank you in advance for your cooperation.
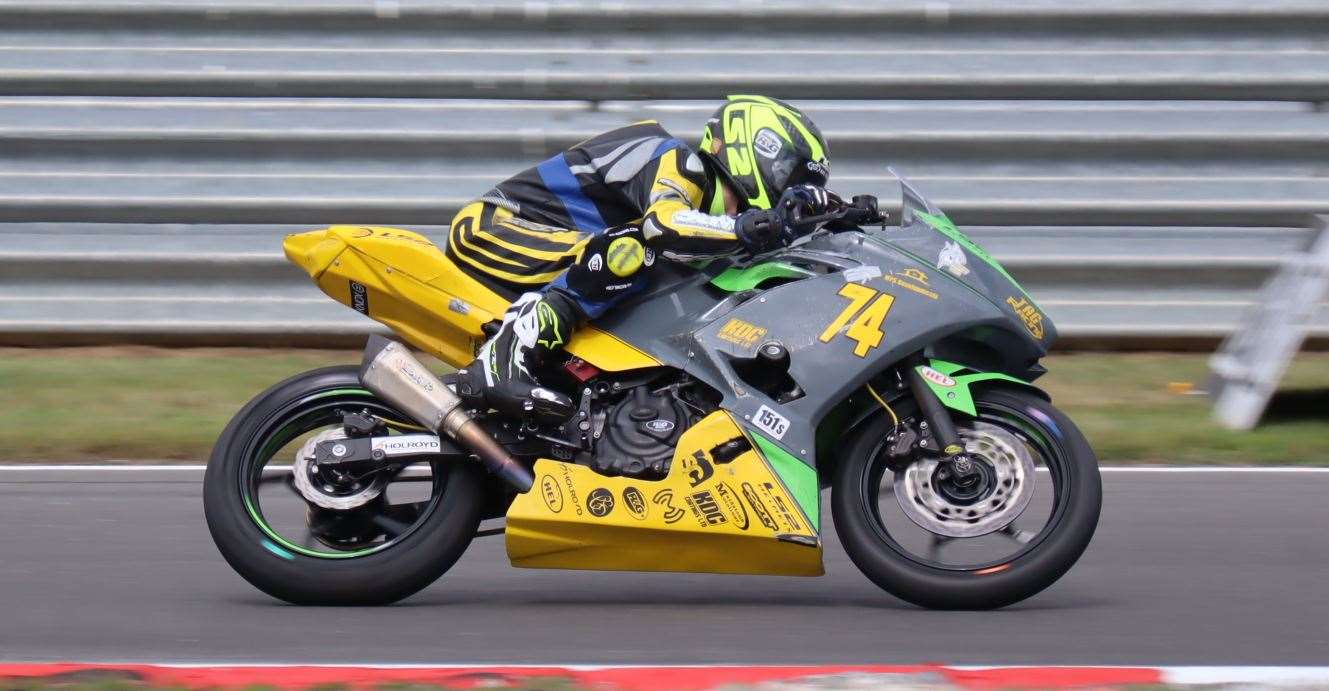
[204,173,1101,610]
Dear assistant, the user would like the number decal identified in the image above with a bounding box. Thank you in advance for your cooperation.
[819,284,896,357]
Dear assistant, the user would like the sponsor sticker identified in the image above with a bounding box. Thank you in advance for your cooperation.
[753,128,784,159]
[842,265,882,284]
[586,487,615,518]
[673,210,736,232]
[742,482,779,531]
[717,318,768,349]
[919,365,956,388]
[586,253,603,272]
[682,451,715,487]
[882,270,939,300]
[1006,296,1046,339]
[685,489,728,527]
[652,489,686,524]
[642,419,676,435]
[349,280,370,315]
[622,486,648,520]
[540,474,564,513]
[753,405,790,440]
[370,435,441,457]
[714,482,749,530]
[937,241,971,278]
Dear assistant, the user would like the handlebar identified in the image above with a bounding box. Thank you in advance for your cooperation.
[788,193,888,230]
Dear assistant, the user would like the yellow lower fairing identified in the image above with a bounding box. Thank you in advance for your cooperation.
[506,411,823,576]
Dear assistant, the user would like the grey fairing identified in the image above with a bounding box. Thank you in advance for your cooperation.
[590,226,1051,475]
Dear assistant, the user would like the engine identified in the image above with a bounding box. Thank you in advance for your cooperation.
[588,383,701,480]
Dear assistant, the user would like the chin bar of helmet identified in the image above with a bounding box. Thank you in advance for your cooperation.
[358,335,535,493]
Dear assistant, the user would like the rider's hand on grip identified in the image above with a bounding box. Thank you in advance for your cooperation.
[735,208,786,254]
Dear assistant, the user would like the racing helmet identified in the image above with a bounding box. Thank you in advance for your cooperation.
[699,95,830,211]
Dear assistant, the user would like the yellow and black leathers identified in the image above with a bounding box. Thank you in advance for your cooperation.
[451,121,756,414]
[446,120,745,314]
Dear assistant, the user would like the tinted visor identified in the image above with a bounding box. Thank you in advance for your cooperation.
[768,148,829,196]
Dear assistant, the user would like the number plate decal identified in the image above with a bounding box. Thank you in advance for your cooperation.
[752,405,791,440]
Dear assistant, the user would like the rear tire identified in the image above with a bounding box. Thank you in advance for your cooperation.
[832,387,1101,609]
[204,366,486,605]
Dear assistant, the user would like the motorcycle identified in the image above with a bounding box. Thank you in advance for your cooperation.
[204,172,1101,610]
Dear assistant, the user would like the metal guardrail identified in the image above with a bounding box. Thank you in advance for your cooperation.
[1,0,1328,345]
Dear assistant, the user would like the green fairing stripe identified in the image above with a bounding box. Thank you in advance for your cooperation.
[710,261,815,292]
[751,432,819,529]
[918,359,1039,417]
[913,211,1036,304]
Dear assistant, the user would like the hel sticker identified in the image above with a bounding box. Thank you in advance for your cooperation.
[586,487,615,518]
[753,128,783,159]
[937,241,971,278]
[349,280,370,315]
[842,265,883,283]
[643,247,656,267]
[919,365,957,388]
[586,253,603,272]
[622,486,648,520]
[806,159,829,178]
[540,474,564,513]
[717,318,768,349]
[753,405,790,440]
[1006,295,1046,339]
[370,435,442,456]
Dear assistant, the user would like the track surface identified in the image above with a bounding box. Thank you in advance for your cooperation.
[1,467,1326,665]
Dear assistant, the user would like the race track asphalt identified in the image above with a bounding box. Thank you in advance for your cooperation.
[0,467,1326,665]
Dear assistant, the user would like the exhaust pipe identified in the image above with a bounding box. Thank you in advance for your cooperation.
[358,335,534,493]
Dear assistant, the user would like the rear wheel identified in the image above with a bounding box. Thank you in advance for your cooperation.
[204,366,486,605]
[832,387,1101,609]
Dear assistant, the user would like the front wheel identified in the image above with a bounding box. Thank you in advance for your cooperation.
[833,387,1101,609]
[204,366,487,605]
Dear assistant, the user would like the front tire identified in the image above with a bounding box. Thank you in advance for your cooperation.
[204,366,486,605]
[833,387,1101,609]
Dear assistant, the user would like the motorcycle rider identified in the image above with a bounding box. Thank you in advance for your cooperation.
[450,95,833,419]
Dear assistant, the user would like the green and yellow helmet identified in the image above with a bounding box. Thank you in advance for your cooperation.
[699,95,830,211]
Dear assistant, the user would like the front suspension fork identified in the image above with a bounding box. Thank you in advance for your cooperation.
[904,363,978,478]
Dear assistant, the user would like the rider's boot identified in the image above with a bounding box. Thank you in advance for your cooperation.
[456,290,580,424]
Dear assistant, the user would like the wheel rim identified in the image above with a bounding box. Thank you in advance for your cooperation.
[237,387,449,560]
[858,397,1074,573]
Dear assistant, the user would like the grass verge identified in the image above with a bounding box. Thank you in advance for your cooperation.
[1,347,1327,464]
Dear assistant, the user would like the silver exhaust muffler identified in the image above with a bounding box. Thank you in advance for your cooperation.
[358,335,534,493]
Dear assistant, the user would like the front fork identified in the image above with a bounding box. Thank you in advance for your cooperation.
[903,361,979,480]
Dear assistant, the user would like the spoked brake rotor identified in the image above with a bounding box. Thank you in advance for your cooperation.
[895,421,1036,538]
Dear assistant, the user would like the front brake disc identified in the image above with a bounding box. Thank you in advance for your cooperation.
[894,421,1036,538]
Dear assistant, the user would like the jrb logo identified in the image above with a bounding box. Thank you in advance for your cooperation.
[1006,296,1045,339]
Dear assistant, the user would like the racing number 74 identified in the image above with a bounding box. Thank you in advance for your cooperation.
[818,283,896,357]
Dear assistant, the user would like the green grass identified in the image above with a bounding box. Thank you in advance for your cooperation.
[1,347,1327,464]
